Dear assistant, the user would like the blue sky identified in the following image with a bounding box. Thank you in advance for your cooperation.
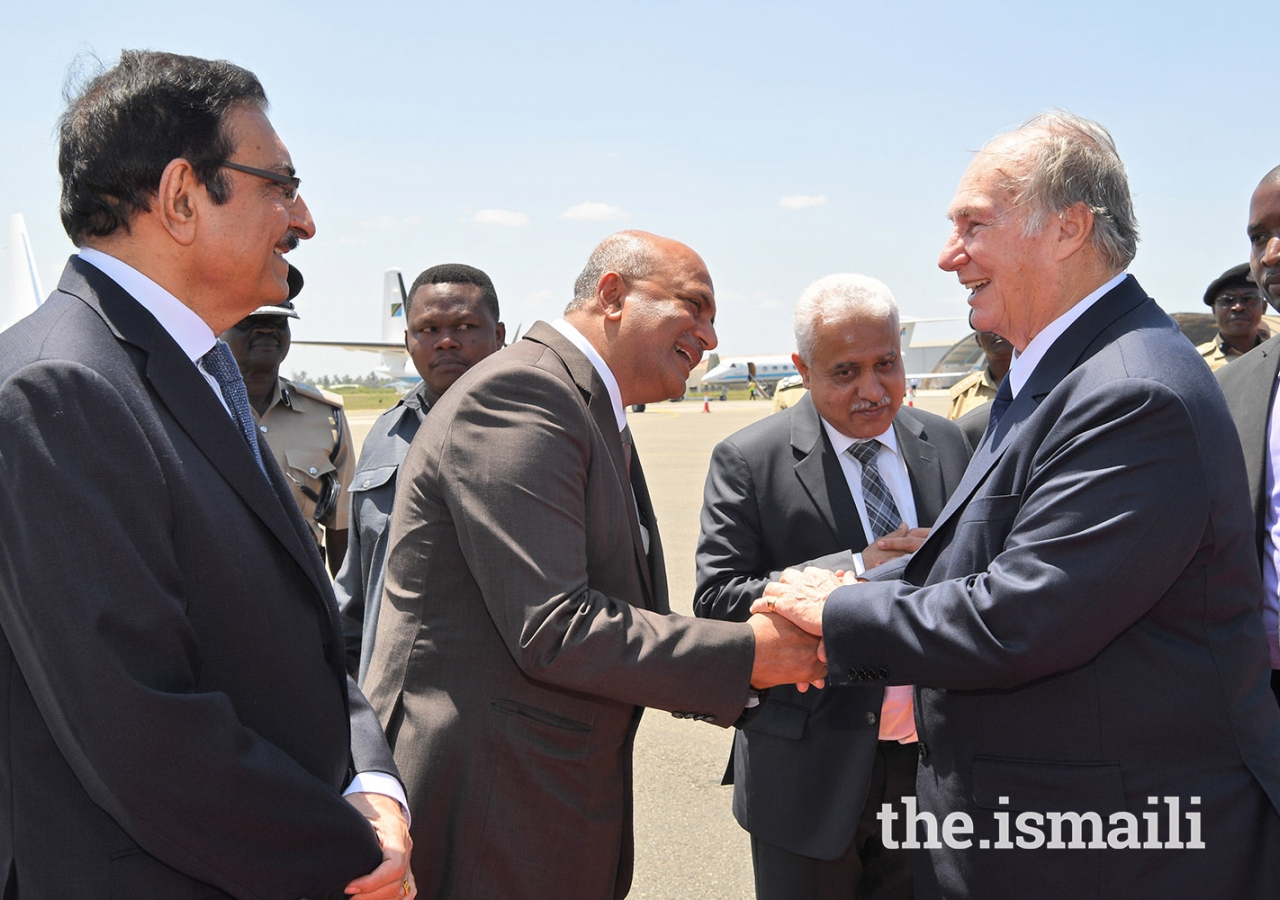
[1,1,1272,378]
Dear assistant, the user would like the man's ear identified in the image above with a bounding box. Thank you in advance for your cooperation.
[598,272,627,322]
[1055,201,1093,261]
[792,352,811,389]
[156,158,201,247]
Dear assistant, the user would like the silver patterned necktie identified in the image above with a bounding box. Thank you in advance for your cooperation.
[202,341,268,476]
[848,440,902,540]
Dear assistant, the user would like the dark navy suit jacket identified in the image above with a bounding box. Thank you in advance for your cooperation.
[825,277,1280,898]
[0,257,395,899]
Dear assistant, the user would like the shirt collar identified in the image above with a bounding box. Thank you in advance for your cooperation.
[817,412,900,458]
[78,247,218,364]
[550,318,627,432]
[1008,272,1127,398]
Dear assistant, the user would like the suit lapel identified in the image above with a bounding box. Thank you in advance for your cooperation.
[910,276,1150,575]
[629,452,668,612]
[1228,338,1280,515]
[790,396,865,548]
[893,409,945,524]
[65,258,332,604]
[522,322,658,608]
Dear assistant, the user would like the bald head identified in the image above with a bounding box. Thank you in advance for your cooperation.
[568,231,669,312]
[563,230,717,406]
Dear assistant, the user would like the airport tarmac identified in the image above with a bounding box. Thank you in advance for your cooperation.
[344,397,855,898]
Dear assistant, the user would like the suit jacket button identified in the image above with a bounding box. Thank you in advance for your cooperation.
[918,742,929,759]
[865,711,877,725]
[877,667,889,679]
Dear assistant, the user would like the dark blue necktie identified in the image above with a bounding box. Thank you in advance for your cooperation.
[202,341,268,476]
[848,440,903,540]
[983,376,1014,442]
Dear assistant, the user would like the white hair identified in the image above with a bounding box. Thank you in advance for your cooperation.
[988,109,1139,271]
[793,274,899,363]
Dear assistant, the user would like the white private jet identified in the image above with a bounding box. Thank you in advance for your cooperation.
[2,214,44,331]
[700,317,966,394]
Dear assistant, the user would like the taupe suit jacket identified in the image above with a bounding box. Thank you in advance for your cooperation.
[364,321,757,900]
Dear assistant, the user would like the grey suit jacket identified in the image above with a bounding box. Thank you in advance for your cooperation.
[694,395,970,859]
[1216,334,1280,563]
[0,258,393,899]
[363,321,758,900]
[335,383,429,682]
[823,276,1280,898]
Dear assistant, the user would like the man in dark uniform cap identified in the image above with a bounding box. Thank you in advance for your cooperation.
[222,264,355,575]
[1196,262,1269,370]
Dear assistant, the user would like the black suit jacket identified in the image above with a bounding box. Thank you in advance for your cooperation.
[0,258,394,899]
[694,395,971,859]
[825,277,1280,898]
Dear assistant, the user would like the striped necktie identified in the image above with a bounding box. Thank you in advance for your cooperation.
[848,440,903,540]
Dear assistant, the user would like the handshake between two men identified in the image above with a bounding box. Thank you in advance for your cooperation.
[748,565,862,692]
[747,523,928,692]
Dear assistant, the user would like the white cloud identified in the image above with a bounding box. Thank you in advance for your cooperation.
[471,209,530,227]
[778,194,829,210]
[559,201,631,222]
[358,214,397,230]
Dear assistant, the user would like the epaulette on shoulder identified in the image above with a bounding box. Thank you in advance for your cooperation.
[287,380,345,408]
[948,370,983,398]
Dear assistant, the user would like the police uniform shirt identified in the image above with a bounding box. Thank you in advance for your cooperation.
[1196,332,1267,372]
[947,366,1000,420]
[253,376,355,546]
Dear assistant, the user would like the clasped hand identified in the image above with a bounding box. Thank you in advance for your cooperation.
[750,567,860,690]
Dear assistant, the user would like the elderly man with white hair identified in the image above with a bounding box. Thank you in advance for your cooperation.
[694,273,971,900]
[760,112,1280,899]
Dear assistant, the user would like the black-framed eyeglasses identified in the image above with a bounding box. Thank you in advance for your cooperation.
[220,161,301,203]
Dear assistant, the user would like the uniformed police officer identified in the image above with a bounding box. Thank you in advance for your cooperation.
[947,329,1013,420]
[335,263,505,680]
[1196,263,1269,371]
[222,265,355,575]
[770,373,807,412]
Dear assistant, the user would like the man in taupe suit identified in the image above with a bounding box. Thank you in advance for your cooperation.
[363,230,825,899]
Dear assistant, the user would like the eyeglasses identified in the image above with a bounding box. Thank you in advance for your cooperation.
[1213,293,1263,309]
[220,161,301,203]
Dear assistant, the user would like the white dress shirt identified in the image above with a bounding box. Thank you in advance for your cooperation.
[550,318,649,554]
[818,415,918,742]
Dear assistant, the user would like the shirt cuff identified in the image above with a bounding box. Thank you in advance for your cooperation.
[851,552,867,577]
[344,771,411,825]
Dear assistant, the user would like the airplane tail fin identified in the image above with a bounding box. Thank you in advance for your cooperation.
[381,268,407,344]
[4,214,44,331]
